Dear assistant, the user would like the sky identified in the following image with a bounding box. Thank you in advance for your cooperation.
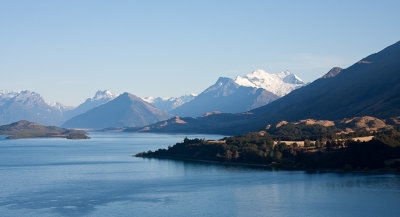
[0,0,399,106]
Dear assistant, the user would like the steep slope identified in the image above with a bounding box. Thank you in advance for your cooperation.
[143,94,196,112]
[169,77,279,117]
[0,91,66,126]
[62,93,173,129]
[249,40,400,124]
[138,41,400,135]
[235,70,306,96]
[65,90,118,119]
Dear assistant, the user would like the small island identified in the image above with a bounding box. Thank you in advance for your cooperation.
[136,116,400,173]
[0,120,90,139]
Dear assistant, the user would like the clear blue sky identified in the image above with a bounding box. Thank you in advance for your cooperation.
[0,0,399,106]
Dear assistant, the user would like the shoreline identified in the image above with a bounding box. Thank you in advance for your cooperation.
[135,155,400,175]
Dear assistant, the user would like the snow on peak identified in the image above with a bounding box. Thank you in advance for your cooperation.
[142,96,156,103]
[0,90,18,99]
[93,90,118,101]
[143,93,197,104]
[234,69,306,97]
[48,102,74,111]
[13,90,43,102]
[143,94,197,111]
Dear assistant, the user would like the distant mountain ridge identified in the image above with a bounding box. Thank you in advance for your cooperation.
[144,70,305,117]
[143,94,196,112]
[62,92,173,129]
[0,69,306,127]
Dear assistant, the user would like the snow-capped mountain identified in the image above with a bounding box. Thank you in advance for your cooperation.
[64,90,119,119]
[170,77,279,117]
[235,70,306,97]
[167,70,305,117]
[48,102,74,112]
[0,90,66,125]
[143,94,197,112]
[92,90,118,101]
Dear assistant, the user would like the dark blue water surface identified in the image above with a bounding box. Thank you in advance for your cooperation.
[0,132,399,217]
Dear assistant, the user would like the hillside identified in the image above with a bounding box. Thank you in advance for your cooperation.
[0,120,89,139]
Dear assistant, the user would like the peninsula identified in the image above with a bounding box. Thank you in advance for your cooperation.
[136,116,400,172]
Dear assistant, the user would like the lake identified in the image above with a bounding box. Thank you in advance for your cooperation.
[0,132,399,217]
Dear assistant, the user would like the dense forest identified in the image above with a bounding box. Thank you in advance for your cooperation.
[136,122,400,172]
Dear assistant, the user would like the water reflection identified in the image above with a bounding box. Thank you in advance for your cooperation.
[0,132,399,217]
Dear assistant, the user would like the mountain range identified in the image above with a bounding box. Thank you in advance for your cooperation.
[0,69,305,128]
[0,90,66,126]
[2,41,398,132]
[144,70,305,117]
[60,70,302,128]
[137,41,400,135]
[0,90,120,126]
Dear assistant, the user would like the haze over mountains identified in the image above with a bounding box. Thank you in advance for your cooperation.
[0,69,305,128]
[60,70,303,128]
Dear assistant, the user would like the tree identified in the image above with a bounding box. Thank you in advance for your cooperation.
[274,151,282,161]
[315,140,322,148]
[224,150,233,160]
[304,139,311,147]
[233,151,240,160]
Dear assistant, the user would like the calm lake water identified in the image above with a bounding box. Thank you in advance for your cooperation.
[0,132,399,217]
